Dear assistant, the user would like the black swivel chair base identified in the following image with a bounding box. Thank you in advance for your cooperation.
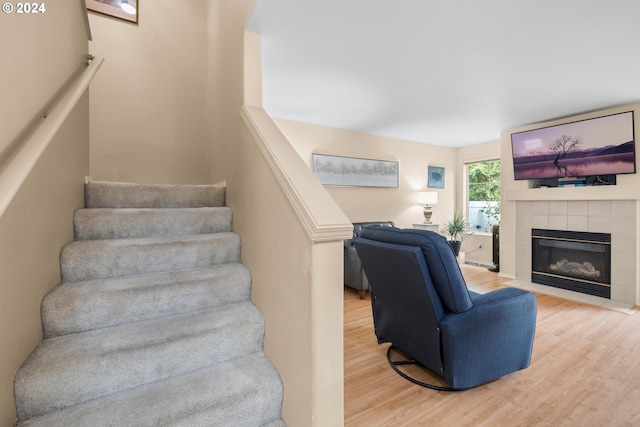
[386,345,467,392]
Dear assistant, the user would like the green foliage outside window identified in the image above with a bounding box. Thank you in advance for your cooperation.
[468,160,500,201]
[467,160,500,232]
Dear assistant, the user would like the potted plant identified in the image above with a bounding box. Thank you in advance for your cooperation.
[478,202,500,233]
[442,211,470,256]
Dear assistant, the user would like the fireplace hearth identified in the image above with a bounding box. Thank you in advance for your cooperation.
[531,229,611,299]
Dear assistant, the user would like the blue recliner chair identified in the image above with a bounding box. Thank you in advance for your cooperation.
[354,226,536,390]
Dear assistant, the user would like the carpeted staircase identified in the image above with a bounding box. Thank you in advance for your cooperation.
[13,181,285,426]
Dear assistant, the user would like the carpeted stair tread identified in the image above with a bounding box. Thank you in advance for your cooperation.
[74,207,232,240]
[16,352,283,427]
[85,180,226,208]
[15,301,266,421]
[60,232,241,282]
[15,181,284,425]
[42,263,251,338]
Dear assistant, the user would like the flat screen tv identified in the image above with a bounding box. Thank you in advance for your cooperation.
[511,111,636,180]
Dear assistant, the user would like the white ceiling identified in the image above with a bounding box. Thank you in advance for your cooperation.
[245,0,640,148]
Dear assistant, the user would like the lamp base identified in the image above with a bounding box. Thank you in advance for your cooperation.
[423,206,433,224]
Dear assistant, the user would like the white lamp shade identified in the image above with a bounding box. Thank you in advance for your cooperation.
[418,191,438,205]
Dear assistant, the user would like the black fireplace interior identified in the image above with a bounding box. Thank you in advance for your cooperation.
[531,229,611,299]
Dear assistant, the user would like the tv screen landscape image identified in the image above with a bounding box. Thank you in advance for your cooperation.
[511,111,636,180]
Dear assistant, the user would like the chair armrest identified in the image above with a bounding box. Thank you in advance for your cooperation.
[438,288,537,388]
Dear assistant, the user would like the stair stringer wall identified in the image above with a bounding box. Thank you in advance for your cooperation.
[0,96,89,425]
[206,2,352,423]
[229,106,351,427]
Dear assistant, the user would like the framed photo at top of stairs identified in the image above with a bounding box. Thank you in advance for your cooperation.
[86,0,138,24]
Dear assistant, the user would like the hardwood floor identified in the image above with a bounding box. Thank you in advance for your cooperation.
[344,264,640,426]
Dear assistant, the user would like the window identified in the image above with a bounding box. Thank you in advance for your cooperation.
[467,159,500,233]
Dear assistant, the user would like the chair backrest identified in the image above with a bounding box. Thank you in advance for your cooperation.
[354,227,474,372]
[356,227,473,313]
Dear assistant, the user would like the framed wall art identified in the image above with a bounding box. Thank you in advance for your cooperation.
[312,154,399,187]
[428,166,445,188]
[86,0,138,24]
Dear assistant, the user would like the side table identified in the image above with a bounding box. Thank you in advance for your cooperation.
[412,223,440,233]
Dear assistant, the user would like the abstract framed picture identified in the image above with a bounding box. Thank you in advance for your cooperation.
[86,0,138,24]
[428,166,445,188]
[312,154,399,187]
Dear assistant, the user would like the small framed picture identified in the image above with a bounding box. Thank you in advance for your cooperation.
[428,166,445,188]
[86,0,138,24]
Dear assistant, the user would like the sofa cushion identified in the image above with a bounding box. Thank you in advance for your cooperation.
[356,226,473,313]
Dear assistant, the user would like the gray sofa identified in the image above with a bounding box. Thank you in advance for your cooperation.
[344,221,394,299]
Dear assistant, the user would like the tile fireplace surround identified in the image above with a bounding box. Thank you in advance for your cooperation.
[512,199,637,310]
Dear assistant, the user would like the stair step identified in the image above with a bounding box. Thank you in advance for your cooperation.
[74,207,232,240]
[60,232,241,282]
[42,263,251,338]
[16,182,284,424]
[16,352,283,427]
[15,302,265,421]
[85,181,225,209]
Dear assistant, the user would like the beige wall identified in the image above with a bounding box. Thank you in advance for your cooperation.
[0,98,88,425]
[0,3,89,424]
[0,1,87,164]
[456,141,501,265]
[207,0,257,184]
[233,122,317,422]
[236,108,350,425]
[207,0,350,422]
[499,102,640,279]
[273,119,458,229]
[88,0,208,184]
[276,118,503,266]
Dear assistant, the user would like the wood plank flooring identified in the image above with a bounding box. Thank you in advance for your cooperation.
[344,264,640,426]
